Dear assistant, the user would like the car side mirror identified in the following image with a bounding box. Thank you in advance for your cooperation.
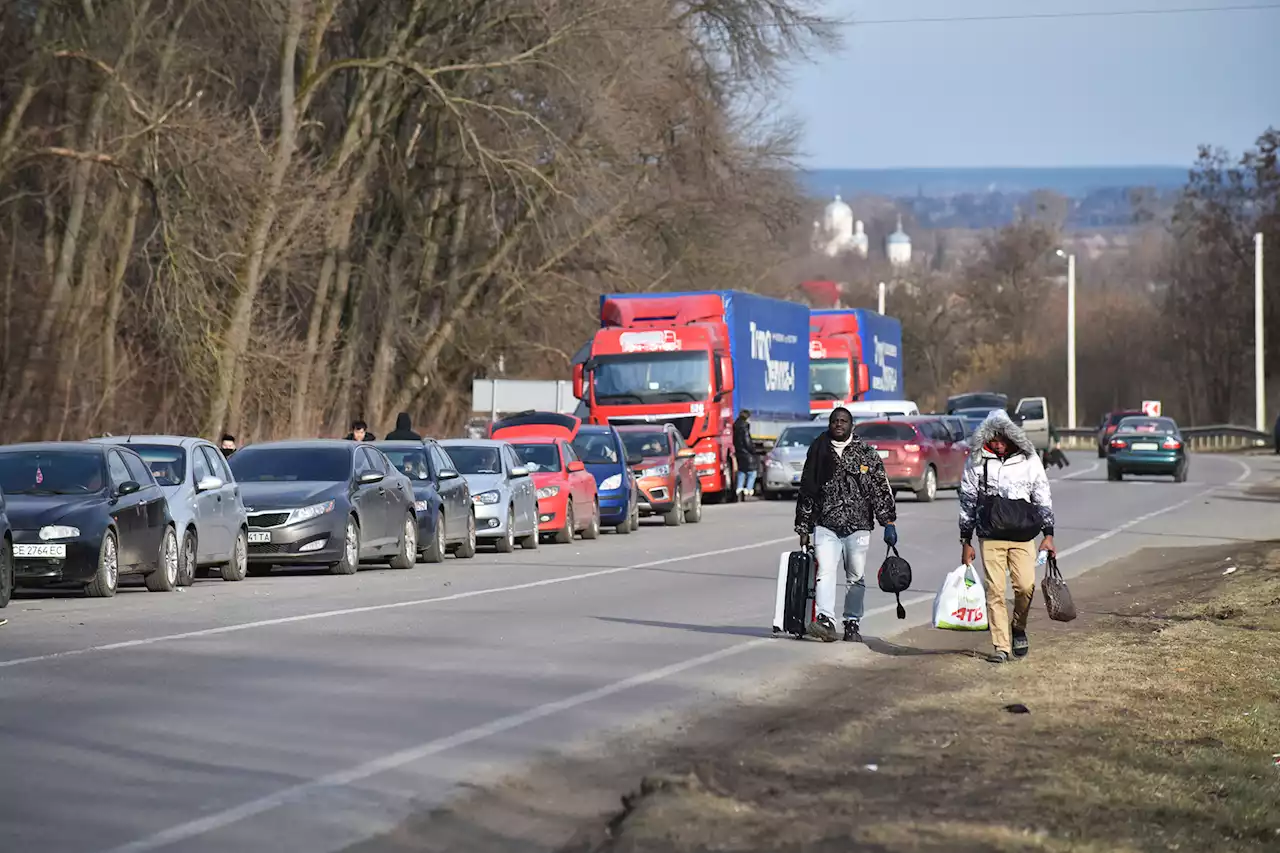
[438,469,460,481]
[510,466,530,478]
[626,452,643,466]
[567,460,585,473]
[196,475,223,492]
[117,480,141,496]
[358,470,383,484]
[676,448,695,459]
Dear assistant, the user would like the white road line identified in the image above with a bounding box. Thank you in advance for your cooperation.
[1053,460,1100,480]
[0,536,791,670]
[98,591,938,853]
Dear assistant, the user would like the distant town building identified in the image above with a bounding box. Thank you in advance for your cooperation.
[811,195,868,258]
[887,214,912,267]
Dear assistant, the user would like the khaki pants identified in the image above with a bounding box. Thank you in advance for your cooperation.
[979,539,1037,654]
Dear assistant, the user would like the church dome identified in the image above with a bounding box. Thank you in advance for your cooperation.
[822,194,854,236]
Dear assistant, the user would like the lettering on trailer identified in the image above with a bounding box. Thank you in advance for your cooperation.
[749,321,798,392]
[871,334,899,393]
[619,330,682,352]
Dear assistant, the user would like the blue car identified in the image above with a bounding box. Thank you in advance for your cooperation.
[570,424,641,534]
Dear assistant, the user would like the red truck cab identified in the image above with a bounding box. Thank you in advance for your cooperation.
[572,294,737,502]
[808,312,870,417]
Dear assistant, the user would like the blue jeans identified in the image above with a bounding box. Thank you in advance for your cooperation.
[736,470,757,491]
[813,526,871,623]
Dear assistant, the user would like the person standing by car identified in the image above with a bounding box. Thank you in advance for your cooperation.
[959,409,1056,664]
[795,407,898,643]
[219,434,238,458]
[385,412,422,441]
[344,420,376,442]
[733,410,758,500]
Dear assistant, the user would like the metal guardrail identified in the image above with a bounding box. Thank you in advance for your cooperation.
[1056,425,1274,453]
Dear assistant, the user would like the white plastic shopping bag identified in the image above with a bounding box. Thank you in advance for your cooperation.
[932,564,989,631]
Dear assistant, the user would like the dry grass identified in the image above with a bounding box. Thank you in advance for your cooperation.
[594,546,1280,853]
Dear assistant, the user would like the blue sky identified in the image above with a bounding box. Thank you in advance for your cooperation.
[783,0,1280,168]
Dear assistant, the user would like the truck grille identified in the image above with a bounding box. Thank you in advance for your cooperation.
[248,512,289,528]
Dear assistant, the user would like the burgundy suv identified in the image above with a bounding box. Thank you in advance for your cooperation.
[852,417,969,503]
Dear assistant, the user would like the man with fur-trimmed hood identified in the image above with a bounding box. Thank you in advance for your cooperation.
[959,409,1056,664]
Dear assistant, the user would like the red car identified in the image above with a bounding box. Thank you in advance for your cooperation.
[852,416,969,503]
[1097,409,1145,458]
[490,413,600,544]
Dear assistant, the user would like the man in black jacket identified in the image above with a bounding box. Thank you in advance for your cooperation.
[733,410,758,499]
[385,412,422,441]
[344,420,376,442]
[795,407,898,642]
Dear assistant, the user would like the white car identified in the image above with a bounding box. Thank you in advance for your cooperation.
[439,439,540,552]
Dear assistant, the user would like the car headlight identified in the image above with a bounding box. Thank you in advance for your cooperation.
[284,500,335,525]
[599,474,622,491]
[694,452,718,465]
[642,464,670,478]
[39,525,80,540]
[413,500,432,513]
[536,485,560,499]
[766,457,785,469]
[472,490,501,505]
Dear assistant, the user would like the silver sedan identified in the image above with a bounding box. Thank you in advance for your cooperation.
[89,435,249,583]
[439,439,539,552]
[760,422,829,498]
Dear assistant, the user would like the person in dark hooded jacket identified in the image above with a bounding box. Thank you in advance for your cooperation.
[384,412,422,441]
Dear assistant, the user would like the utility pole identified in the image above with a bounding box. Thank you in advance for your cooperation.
[877,281,886,315]
[1067,252,1077,429]
[1256,232,1265,432]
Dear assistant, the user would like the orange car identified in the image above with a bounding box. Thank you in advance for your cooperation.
[490,413,600,544]
[614,423,702,526]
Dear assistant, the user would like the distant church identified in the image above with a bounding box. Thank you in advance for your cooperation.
[811,195,911,267]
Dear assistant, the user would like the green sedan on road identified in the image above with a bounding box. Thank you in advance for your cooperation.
[1106,416,1188,482]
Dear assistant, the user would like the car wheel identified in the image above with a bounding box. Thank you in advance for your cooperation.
[178,529,197,587]
[219,529,249,582]
[664,485,685,526]
[145,526,179,592]
[1174,463,1188,483]
[329,516,361,574]
[518,523,539,550]
[554,504,574,544]
[85,529,120,598]
[0,537,13,609]
[455,512,478,558]
[495,508,516,552]
[914,466,937,503]
[1097,446,1106,458]
[615,505,632,535]
[1107,465,1122,482]
[389,513,418,569]
[684,482,703,523]
[581,500,601,540]
[423,511,446,563]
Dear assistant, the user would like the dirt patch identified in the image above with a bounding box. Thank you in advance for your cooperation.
[574,544,1280,853]
[340,542,1280,853]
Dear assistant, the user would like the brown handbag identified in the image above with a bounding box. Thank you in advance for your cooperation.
[1042,554,1077,622]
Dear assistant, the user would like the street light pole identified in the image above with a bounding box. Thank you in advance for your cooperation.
[877,281,886,315]
[1067,252,1077,429]
[1256,232,1265,432]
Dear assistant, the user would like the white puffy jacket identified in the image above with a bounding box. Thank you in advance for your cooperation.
[958,410,1054,542]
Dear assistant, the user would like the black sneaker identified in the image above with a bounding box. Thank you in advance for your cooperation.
[1012,629,1029,658]
[843,620,861,642]
[989,650,1010,664]
[807,614,838,642]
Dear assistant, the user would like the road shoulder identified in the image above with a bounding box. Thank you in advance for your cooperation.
[343,539,1280,853]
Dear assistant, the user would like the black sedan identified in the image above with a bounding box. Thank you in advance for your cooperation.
[0,442,179,598]
[373,440,476,562]
[227,440,418,575]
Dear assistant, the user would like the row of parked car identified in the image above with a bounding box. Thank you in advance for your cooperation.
[0,412,710,608]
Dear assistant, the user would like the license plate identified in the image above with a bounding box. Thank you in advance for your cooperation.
[876,450,889,459]
[247,531,272,544]
[15,543,66,558]
[1131,442,1159,451]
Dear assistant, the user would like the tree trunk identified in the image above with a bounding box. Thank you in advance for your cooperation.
[98,183,142,427]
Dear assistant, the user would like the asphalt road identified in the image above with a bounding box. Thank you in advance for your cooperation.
[1,451,1276,853]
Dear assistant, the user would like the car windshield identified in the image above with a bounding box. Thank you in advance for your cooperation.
[129,444,186,486]
[853,422,918,441]
[1117,417,1177,435]
[591,351,710,404]
[381,448,431,480]
[777,425,827,448]
[443,445,503,475]
[620,431,668,459]
[512,443,561,473]
[0,449,107,495]
[571,433,620,465]
[948,393,1007,413]
[228,447,351,482]
[809,359,850,400]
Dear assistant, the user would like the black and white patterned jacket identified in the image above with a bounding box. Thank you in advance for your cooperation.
[794,432,897,538]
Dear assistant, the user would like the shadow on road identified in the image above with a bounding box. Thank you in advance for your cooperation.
[860,635,981,658]
[594,616,771,638]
